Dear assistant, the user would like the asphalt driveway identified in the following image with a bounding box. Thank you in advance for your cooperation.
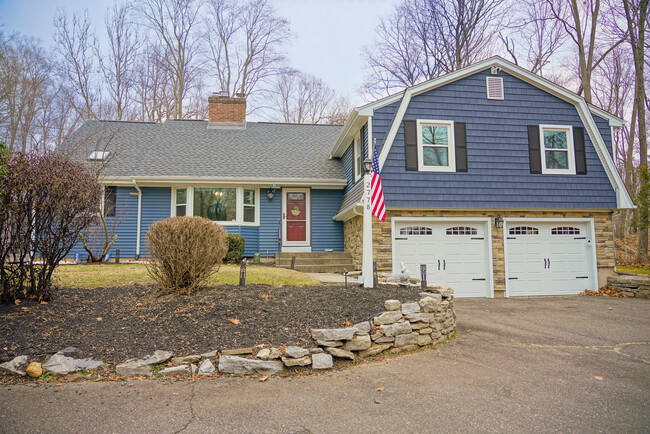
[1,296,648,433]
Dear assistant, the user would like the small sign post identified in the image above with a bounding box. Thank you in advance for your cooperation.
[239,259,247,286]
[420,264,427,290]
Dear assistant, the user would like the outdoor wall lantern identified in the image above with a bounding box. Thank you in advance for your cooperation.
[494,214,503,228]
[267,188,275,200]
[363,157,373,174]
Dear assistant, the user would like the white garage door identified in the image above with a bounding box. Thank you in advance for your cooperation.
[393,220,491,298]
[505,220,595,296]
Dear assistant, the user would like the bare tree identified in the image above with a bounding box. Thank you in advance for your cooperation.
[53,9,104,120]
[362,0,502,97]
[95,2,140,121]
[499,1,568,76]
[136,0,204,119]
[262,69,352,124]
[132,42,175,122]
[546,0,628,103]
[203,0,290,99]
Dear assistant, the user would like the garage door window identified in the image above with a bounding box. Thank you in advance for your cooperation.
[551,226,581,235]
[509,226,539,235]
[445,226,477,235]
[399,226,433,235]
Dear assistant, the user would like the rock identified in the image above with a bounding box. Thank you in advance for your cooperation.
[267,348,282,359]
[26,362,43,378]
[419,292,442,302]
[418,328,433,335]
[417,334,433,346]
[345,334,371,351]
[284,346,309,359]
[430,331,443,340]
[58,347,80,356]
[158,365,190,376]
[42,354,103,376]
[0,355,29,376]
[384,300,401,311]
[439,300,450,310]
[142,350,173,366]
[316,340,343,347]
[419,296,440,312]
[374,336,395,344]
[200,350,218,360]
[281,356,311,367]
[401,302,420,315]
[370,331,383,341]
[394,333,419,348]
[198,359,215,375]
[190,364,197,375]
[63,374,86,383]
[404,312,433,323]
[172,355,201,365]
[373,311,402,325]
[325,347,356,360]
[256,348,271,359]
[353,321,372,335]
[380,321,412,337]
[218,356,284,376]
[391,344,418,354]
[311,353,333,369]
[410,322,429,330]
[309,347,324,354]
[115,360,153,377]
[311,328,356,341]
[221,348,253,356]
[358,344,391,358]
[429,286,454,298]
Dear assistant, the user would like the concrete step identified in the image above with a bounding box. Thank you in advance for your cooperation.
[277,257,353,266]
[276,252,353,260]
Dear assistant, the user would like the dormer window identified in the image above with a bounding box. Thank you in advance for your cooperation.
[417,119,456,172]
[539,125,575,175]
[89,151,109,160]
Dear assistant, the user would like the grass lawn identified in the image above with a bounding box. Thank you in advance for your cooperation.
[53,263,319,288]
[617,265,650,275]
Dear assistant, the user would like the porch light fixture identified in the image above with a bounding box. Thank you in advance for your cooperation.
[267,188,275,199]
[363,157,372,174]
[494,214,503,228]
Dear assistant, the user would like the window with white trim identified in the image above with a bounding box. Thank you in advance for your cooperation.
[540,125,575,174]
[399,226,433,235]
[353,133,362,181]
[551,226,580,235]
[171,186,259,225]
[509,226,539,235]
[446,226,477,236]
[417,119,456,172]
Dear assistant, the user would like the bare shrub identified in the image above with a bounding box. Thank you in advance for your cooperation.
[146,216,228,293]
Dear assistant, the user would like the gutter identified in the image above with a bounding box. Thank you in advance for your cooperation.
[133,180,142,259]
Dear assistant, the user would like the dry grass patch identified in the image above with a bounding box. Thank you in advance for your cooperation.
[54,263,318,288]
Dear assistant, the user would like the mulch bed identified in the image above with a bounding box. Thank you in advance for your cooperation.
[0,283,422,366]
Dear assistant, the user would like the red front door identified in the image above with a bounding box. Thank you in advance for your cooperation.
[285,192,307,242]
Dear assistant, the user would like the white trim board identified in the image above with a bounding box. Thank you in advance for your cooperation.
[370,56,633,209]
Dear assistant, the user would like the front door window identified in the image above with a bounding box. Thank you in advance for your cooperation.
[286,192,306,242]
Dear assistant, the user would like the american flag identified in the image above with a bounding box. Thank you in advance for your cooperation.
[370,143,386,221]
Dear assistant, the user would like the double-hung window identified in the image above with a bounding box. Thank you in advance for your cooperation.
[172,186,258,225]
[353,133,362,181]
[417,119,456,172]
[539,125,575,174]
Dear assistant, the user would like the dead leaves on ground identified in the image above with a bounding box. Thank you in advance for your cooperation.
[227,318,241,325]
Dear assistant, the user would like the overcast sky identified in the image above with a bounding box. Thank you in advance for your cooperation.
[0,0,396,105]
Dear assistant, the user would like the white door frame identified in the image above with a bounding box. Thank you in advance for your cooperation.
[282,188,311,252]
[391,217,494,297]
[503,217,598,297]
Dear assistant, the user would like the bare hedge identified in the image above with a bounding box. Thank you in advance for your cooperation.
[146,216,228,293]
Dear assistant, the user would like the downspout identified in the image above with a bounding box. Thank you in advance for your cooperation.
[133,180,142,260]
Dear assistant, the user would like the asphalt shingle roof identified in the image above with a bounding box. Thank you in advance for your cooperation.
[60,119,345,181]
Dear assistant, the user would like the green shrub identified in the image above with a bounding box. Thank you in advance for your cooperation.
[225,234,245,263]
[146,216,228,293]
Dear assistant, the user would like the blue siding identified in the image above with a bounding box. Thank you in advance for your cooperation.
[373,100,401,154]
[311,189,344,252]
[593,114,614,159]
[225,226,259,257]
[139,187,171,256]
[342,144,354,190]
[379,69,617,209]
[259,188,281,257]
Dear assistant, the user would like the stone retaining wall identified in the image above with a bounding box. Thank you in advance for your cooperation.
[607,275,650,298]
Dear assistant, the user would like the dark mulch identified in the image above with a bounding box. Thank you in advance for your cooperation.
[0,283,421,364]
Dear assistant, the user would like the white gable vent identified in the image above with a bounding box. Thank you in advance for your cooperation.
[486,76,504,100]
[88,151,109,160]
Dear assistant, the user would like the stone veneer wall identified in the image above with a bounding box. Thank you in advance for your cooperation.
[344,215,363,270]
[607,276,650,298]
[343,209,614,295]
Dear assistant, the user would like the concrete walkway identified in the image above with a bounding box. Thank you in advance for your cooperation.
[307,272,349,283]
[1,296,648,433]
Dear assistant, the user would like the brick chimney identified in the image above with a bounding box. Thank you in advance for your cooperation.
[208,92,246,126]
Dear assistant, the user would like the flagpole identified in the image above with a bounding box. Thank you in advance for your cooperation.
[362,137,375,289]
